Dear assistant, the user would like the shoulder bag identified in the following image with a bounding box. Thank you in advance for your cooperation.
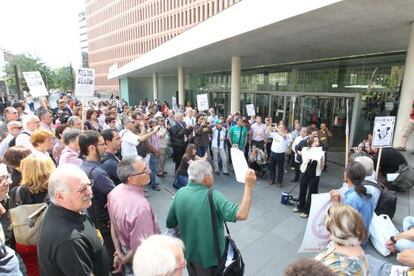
[9,186,47,246]
[208,189,244,276]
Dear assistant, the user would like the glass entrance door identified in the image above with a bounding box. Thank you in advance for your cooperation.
[270,95,285,122]
[255,93,270,118]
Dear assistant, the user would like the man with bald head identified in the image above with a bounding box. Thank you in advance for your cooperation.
[37,165,110,276]
[108,157,161,275]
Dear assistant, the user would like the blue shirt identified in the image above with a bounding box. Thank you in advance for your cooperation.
[343,187,374,230]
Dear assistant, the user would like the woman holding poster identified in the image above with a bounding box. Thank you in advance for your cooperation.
[293,136,324,218]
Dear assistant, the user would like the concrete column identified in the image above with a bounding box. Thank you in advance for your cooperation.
[230,56,241,114]
[178,67,185,108]
[394,22,414,147]
[152,72,158,101]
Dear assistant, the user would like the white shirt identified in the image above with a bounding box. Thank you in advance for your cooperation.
[120,129,139,158]
[15,129,35,152]
[211,127,227,149]
[184,116,195,127]
[0,133,13,158]
[270,132,290,153]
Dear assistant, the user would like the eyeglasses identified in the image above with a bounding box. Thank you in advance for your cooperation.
[11,126,23,130]
[96,143,106,147]
[0,174,10,182]
[58,101,65,104]
[76,182,93,193]
[129,166,150,177]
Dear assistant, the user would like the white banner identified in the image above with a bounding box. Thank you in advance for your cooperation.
[246,104,256,116]
[230,148,248,183]
[372,116,395,148]
[197,94,209,111]
[22,71,48,97]
[75,68,95,97]
[298,193,331,253]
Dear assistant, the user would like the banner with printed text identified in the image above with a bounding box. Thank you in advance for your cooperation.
[75,68,95,97]
[372,116,395,148]
[22,71,48,97]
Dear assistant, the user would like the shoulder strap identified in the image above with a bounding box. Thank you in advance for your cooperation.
[208,189,221,266]
[238,126,243,146]
[14,186,22,206]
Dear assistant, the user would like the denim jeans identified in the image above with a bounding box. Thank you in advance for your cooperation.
[149,154,158,188]
[174,175,188,189]
[196,146,209,157]
[396,216,414,252]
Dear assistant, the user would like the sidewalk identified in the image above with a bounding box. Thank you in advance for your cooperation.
[149,151,414,276]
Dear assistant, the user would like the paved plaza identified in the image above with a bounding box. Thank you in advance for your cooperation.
[148,151,414,276]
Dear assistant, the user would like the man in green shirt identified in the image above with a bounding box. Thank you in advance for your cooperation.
[228,118,249,151]
[166,160,256,276]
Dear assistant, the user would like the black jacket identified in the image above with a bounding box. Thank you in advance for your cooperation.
[169,121,191,147]
[101,152,121,185]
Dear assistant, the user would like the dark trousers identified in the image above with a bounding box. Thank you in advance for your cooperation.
[298,162,319,214]
[96,219,115,269]
[266,139,272,160]
[293,161,301,181]
[196,145,209,157]
[270,152,285,184]
[187,262,216,276]
[173,145,186,171]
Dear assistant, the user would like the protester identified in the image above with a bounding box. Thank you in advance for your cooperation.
[315,204,369,275]
[174,143,207,190]
[108,157,161,274]
[84,109,101,131]
[52,124,68,163]
[399,100,414,151]
[59,128,82,167]
[101,129,121,185]
[147,119,161,191]
[269,124,290,187]
[193,114,212,157]
[285,258,335,276]
[0,121,22,158]
[133,235,185,276]
[37,165,110,275]
[211,119,229,176]
[30,130,55,161]
[3,146,32,190]
[9,154,54,276]
[291,127,308,182]
[156,116,169,177]
[330,162,374,233]
[169,112,192,170]
[293,136,324,218]
[318,122,332,171]
[228,118,248,152]
[385,216,414,264]
[79,130,116,262]
[166,160,256,275]
[250,115,267,151]
[354,156,381,209]
[52,97,72,124]
[67,116,82,130]
[37,108,53,132]
[248,144,266,177]
[15,114,39,151]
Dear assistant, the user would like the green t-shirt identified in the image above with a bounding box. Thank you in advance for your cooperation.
[228,125,248,149]
[166,182,238,268]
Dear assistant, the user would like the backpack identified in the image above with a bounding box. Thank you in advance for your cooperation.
[8,131,31,148]
[363,180,397,219]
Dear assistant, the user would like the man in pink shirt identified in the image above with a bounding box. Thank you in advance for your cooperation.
[59,128,82,167]
[108,157,161,275]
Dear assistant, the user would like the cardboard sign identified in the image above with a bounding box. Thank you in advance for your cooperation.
[246,104,255,116]
[298,193,331,253]
[22,71,48,97]
[372,116,395,148]
[197,94,209,111]
[172,96,178,111]
[230,148,248,183]
[75,68,95,97]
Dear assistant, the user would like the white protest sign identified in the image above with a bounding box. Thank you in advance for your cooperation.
[75,68,95,97]
[230,148,248,183]
[246,104,255,116]
[197,94,209,111]
[372,116,395,148]
[172,96,178,111]
[22,71,48,97]
[298,193,331,253]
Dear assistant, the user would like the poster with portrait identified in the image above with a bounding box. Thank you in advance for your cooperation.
[75,68,95,97]
[298,193,331,253]
[197,94,209,111]
[372,116,395,148]
[246,104,256,116]
[22,71,48,97]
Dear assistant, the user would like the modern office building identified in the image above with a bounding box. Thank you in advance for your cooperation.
[84,0,241,95]
[79,11,89,67]
[108,0,414,149]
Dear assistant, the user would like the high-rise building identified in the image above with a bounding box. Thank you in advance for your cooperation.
[79,11,89,67]
[84,0,241,95]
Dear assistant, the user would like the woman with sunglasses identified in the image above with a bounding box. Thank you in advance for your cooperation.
[315,204,369,276]
[9,154,55,276]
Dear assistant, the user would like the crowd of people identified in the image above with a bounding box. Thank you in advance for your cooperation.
[0,93,411,276]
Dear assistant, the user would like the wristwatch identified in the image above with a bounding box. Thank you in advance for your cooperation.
[390,236,396,243]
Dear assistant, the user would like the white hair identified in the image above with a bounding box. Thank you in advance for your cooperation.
[7,121,21,131]
[48,164,89,204]
[188,160,212,184]
[133,235,184,276]
[354,156,374,176]
[22,114,39,129]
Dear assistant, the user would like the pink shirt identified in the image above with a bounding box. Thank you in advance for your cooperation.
[59,147,83,167]
[107,184,160,250]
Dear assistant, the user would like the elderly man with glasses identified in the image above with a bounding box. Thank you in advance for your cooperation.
[14,114,40,151]
[108,156,161,275]
[37,164,110,276]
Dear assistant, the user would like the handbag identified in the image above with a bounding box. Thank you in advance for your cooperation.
[9,187,47,246]
[369,213,399,256]
[208,189,244,276]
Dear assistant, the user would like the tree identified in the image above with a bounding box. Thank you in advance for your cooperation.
[50,66,74,92]
[4,54,52,94]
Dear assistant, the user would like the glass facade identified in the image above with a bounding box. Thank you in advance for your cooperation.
[187,52,406,149]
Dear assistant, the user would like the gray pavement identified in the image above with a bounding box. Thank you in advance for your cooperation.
[148,151,414,276]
